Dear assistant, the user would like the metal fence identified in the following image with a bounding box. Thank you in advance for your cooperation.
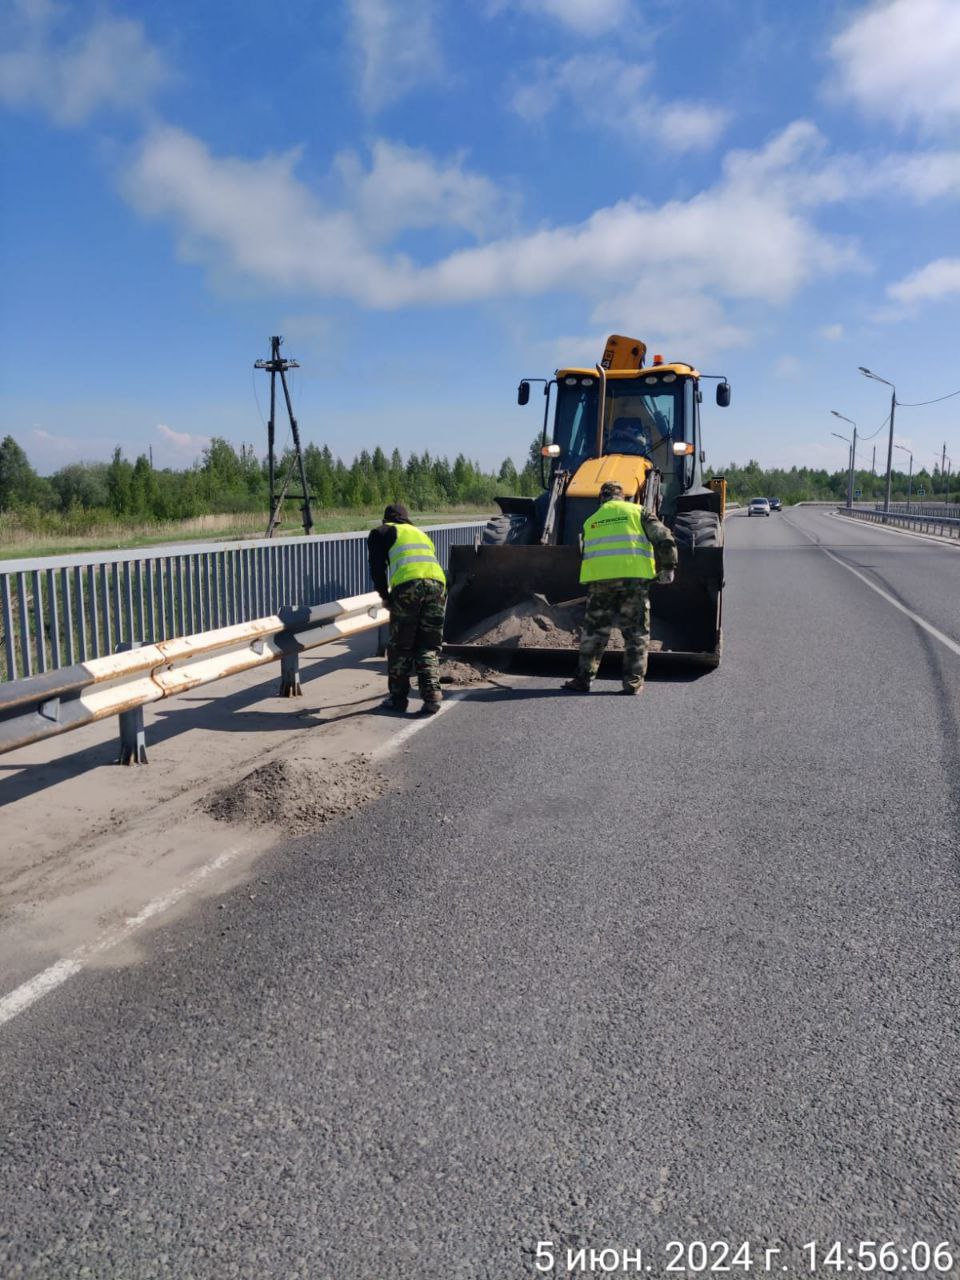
[838,507,960,540]
[0,523,486,683]
[875,502,960,521]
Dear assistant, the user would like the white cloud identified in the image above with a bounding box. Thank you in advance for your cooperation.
[120,121,868,365]
[829,0,960,134]
[591,290,749,360]
[511,54,730,152]
[334,139,511,241]
[887,257,960,305]
[156,423,209,452]
[494,0,625,33]
[818,323,844,341]
[0,4,167,125]
[348,0,442,112]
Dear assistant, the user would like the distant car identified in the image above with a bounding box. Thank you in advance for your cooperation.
[768,497,782,511]
[748,497,771,517]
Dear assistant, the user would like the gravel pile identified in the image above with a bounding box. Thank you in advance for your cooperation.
[460,594,624,649]
[203,756,385,834]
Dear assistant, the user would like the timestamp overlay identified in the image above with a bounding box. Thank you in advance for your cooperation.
[527,1239,959,1277]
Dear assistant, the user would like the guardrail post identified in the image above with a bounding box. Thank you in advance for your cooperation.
[276,605,303,697]
[116,641,148,765]
[279,649,302,698]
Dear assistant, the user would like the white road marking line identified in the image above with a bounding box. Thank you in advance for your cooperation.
[786,514,960,659]
[373,690,468,759]
[3,686,472,1028]
[0,847,243,1030]
[824,509,960,550]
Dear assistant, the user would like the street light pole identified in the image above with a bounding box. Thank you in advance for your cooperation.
[894,443,913,511]
[859,367,897,518]
[831,410,858,508]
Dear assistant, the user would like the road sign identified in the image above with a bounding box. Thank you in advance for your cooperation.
[854,489,862,498]
[918,485,926,495]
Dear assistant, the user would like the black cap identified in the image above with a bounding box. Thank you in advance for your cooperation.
[383,503,411,523]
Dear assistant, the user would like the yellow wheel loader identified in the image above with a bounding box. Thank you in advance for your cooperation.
[443,335,731,666]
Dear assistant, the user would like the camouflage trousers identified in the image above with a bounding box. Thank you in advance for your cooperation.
[387,578,446,701]
[577,580,651,691]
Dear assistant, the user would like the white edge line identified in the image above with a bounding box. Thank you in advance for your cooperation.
[788,513,960,659]
[372,689,469,759]
[1,684,478,1028]
[0,846,244,1030]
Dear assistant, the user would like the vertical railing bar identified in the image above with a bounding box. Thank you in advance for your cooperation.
[61,568,75,667]
[17,574,33,678]
[135,560,146,643]
[122,562,134,647]
[86,566,98,656]
[32,570,48,673]
[99,565,112,655]
[145,560,156,643]
[176,560,188,640]
[74,568,87,662]
[2,575,17,681]
[47,569,61,671]
[202,554,211,631]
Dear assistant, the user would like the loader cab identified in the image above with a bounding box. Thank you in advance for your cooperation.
[549,364,704,515]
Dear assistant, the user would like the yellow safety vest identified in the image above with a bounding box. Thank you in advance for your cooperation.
[580,500,657,584]
[387,523,446,588]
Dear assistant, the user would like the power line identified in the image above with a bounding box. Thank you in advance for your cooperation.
[856,412,891,443]
[897,387,960,407]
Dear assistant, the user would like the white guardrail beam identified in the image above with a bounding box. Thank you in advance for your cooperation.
[0,592,387,763]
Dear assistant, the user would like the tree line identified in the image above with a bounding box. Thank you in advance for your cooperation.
[0,433,954,530]
[0,435,545,526]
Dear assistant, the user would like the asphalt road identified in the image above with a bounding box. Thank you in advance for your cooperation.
[2,507,958,1278]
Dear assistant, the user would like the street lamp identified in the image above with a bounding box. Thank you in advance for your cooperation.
[831,410,858,508]
[858,367,897,517]
[894,443,913,511]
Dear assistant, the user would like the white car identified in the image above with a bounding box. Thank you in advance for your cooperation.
[748,497,771,517]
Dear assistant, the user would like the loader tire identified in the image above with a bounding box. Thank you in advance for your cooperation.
[481,514,535,546]
[673,510,721,549]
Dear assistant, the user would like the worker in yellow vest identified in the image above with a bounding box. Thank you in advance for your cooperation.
[368,503,447,714]
[563,481,677,695]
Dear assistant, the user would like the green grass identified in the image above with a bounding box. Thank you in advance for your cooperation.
[0,507,492,560]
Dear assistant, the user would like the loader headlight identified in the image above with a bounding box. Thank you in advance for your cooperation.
[672,442,695,456]
[542,444,562,457]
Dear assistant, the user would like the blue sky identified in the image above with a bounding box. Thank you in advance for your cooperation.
[1,0,959,478]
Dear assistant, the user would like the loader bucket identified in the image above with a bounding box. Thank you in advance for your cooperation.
[442,543,723,667]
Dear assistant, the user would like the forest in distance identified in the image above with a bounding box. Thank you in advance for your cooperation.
[0,432,955,546]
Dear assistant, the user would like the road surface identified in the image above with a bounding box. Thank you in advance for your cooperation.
[1,506,958,1278]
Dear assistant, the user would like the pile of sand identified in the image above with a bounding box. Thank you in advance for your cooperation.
[203,755,385,834]
[460,594,624,650]
[438,659,495,686]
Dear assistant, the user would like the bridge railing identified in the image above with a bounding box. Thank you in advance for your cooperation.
[837,507,960,540]
[0,522,486,684]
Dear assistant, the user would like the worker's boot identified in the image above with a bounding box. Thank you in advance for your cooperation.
[377,695,408,714]
[562,677,591,693]
[418,694,442,716]
[621,683,644,696]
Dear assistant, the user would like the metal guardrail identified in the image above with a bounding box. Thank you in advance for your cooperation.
[0,593,388,762]
[837,507,960,540]
[0,522,486,684]
[876,502,960,520]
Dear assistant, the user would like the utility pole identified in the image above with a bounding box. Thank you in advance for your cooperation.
[871,445,876,475]
[149,445,153,470]
[254,336,315,536]
[859,368,897,517]
[831,411,857,508]
[942,442,948,501]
